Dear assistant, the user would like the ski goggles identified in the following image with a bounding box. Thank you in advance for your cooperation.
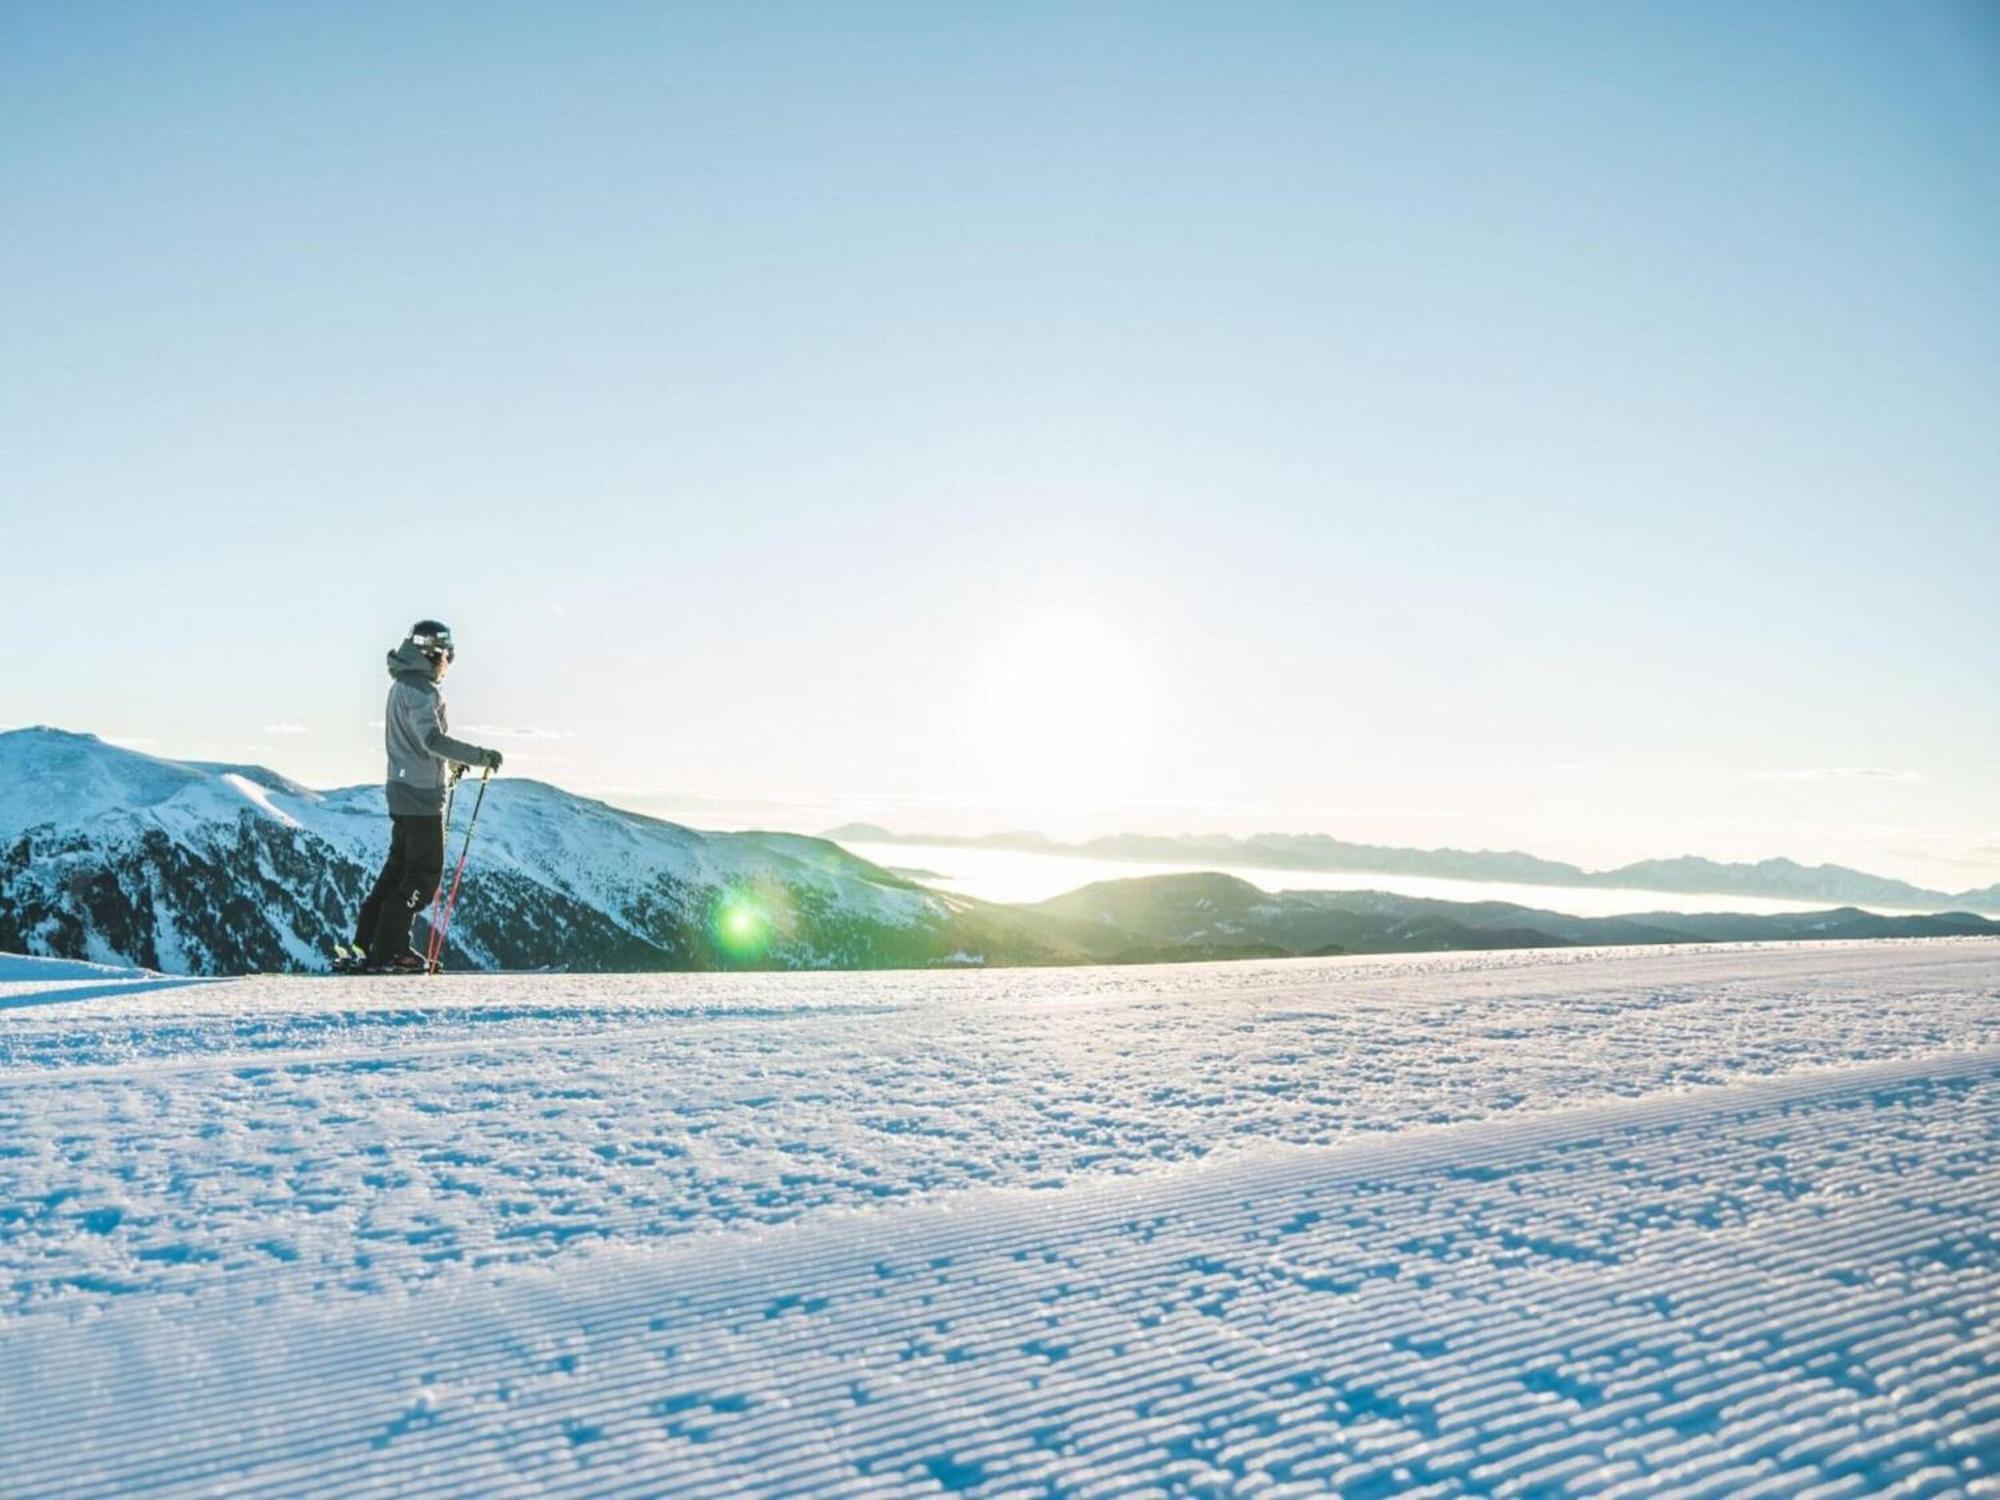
[411,630,456,661]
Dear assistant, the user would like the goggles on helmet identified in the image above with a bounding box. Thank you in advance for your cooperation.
[410,628,455,662]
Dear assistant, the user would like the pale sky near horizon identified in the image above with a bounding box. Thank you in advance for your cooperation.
[3,2,1998,888]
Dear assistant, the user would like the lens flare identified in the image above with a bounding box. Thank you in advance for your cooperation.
[714,895,770,959]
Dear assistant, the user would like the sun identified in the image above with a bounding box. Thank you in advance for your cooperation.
[972,611,1145,811]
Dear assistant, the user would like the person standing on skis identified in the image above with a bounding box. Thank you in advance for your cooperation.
[352,620,502,972]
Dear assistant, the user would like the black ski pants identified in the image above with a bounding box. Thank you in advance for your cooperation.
[356,813,446,959]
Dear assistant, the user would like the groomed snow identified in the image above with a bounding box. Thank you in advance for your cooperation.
[0,952,156,982]
[2,940,1996,1496]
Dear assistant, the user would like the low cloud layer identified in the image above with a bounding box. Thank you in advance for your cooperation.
[1751,768,1923,783]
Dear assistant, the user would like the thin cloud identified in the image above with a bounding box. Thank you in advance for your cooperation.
[263,723,309,735]
[1921,834,2000,866]
[1750,767,1924,783]
[462,725,576,741]
[1888,847,2000,873]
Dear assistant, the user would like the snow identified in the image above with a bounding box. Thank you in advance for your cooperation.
[218,770,304,829]
[2,939,1996,1495]
[0,952,156,982]
[0,727,209,837]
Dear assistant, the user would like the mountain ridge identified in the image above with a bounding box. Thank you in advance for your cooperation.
[8,728,1994,976]
[1031,871,2000,955]
[824,824,1989,914]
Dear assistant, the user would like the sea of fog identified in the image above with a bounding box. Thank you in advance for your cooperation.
[842,840,1889,917]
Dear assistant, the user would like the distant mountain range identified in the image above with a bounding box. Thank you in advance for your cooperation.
[1031,873,1998,960]
[5,728,1995,977]
[825,824,1999,915]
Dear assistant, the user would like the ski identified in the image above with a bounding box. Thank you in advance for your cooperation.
[327,944,435,975]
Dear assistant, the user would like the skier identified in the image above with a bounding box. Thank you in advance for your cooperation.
[350,620,502,972]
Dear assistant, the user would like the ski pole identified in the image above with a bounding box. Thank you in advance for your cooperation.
[423,766,462,961]
[426,768,491,974]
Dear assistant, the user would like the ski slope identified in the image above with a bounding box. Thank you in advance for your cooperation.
[3,940,1997,1496]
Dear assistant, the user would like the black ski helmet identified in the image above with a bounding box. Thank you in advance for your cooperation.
[408,619,455,662]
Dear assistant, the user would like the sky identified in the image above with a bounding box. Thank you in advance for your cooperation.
[3,0,1998,888]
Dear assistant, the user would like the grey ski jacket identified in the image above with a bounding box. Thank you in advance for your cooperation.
[382,641,494,815]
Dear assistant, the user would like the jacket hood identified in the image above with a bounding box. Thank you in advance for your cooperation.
[385,640,439,685]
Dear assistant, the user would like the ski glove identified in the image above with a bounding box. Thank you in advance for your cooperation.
[481,748,504,773]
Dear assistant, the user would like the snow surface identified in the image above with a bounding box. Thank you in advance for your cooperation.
[2,939,1997,1496]
[0,952,156,982]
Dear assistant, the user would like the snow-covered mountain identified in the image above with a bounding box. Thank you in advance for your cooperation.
[0,728,1066,975]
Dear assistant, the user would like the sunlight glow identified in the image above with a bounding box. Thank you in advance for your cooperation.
[972,611,1147,812]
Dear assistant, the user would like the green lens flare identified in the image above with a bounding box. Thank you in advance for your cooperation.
[714,896,770,958]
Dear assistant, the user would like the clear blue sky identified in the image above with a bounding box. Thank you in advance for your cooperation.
[4,1,1997,886]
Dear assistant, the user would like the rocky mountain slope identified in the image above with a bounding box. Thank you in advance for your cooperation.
[0,729,1088,974]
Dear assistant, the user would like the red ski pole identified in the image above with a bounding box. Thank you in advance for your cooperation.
[422,767,461,963]
[426,768,491,974]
